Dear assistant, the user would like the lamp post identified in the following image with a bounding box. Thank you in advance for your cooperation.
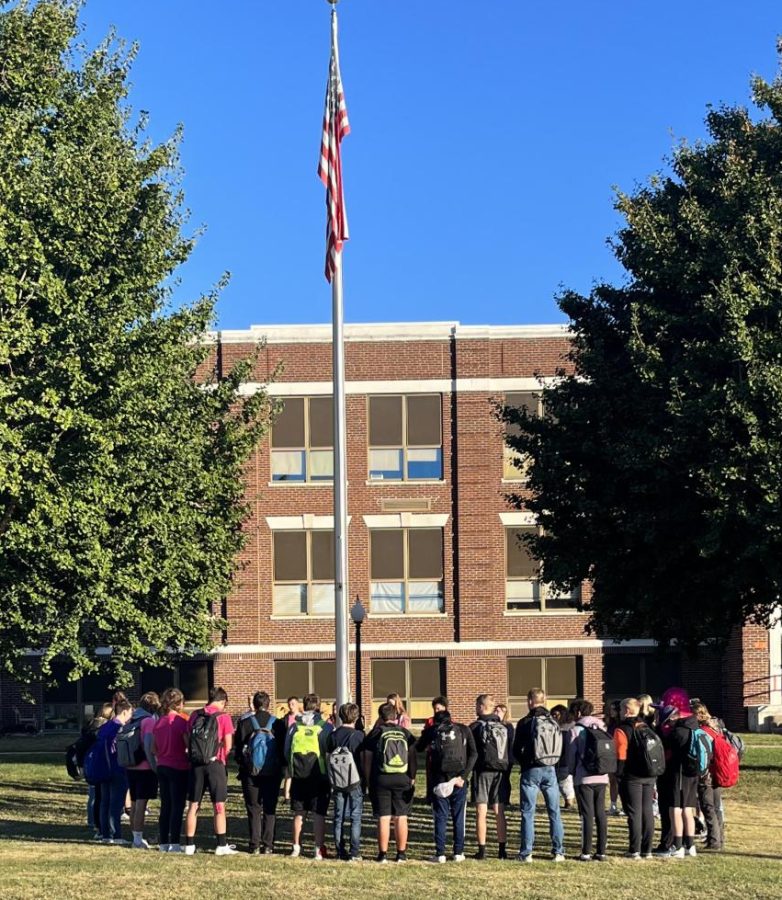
[350,597,366,717]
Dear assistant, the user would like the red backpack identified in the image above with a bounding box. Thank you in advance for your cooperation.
[707,726,739,788]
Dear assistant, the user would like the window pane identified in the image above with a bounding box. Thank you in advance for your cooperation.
[309,449,333,481]
[271,397,305,447]
[274,531,307,582]
[409,658,443,698]
[503,446,529,480]
[408,529,443,579]
[407,447,443,480]
[408,581,444,613]
[308,397,334,448]
[311,531,335,581]
[372,659,406,700]
[276,660,309,701]
[273,583,307,616]
[504,392,538,439]
[545,657,578,698]
[370,581,405,614]
[369,448,403,480]
[508,657,543,698]
[545,585,579,610]
[312,660,336,700]
[81,671,114,703]
[310,583,335,615]
[271,449,306,481]
[645,652,681,697]
[407,395,441,446]
[506,579,540,609]
[139,667,176,698]
[179,661,211,703]
[369,396,403,446]
[44,663,78,702]
[370,530,404,579]
[506,527,539,578]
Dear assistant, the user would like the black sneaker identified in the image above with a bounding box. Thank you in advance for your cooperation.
[395,851,408,863]
[498,847,508,860]
[375,852,388,864]
[474,848,487,861]
[248,847,260,856]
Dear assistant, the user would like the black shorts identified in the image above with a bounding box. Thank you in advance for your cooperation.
[188,762,228,805]
[290,776,330,815]
[673,773,699,810]
[371,776,414,818]
[471,770,510,806]
[127,768,158,801]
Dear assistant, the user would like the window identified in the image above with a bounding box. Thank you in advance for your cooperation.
[505,526,580,612]
[603,652,681,702]
[507,656,580,719]
[370,528,444,614]
[371,658,445,722]
[137,661,211,705]
[274,659,336,715]
[273,530,335,616]
[368,395,442,481]
[503,391,540,480]
[43,662,79,731]
[271,397,333,482]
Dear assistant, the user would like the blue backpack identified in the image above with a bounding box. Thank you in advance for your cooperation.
[242,714,278,776]
[687,726,714,777]
[83,735,111,785]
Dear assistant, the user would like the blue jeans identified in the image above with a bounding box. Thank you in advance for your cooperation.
[100,772,127,840]
[432,782,467,855]
[333,786,363,858]
[520,766,564,858]
[87,783,96,828]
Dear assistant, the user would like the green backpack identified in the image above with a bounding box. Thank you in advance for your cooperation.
[378,727,409,775]
[289,723,325,779]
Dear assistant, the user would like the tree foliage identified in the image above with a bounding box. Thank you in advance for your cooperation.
[0,1,271,686]
[506,48,782,652]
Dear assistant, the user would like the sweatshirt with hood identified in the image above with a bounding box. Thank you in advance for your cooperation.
[566,715,610,786]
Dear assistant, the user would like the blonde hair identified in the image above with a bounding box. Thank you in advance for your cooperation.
[528,688,546,706]
[494,703,511,724]
[621,697,640,718]
[637,694,653,716]
[387,692,407,719]
[691,702,711,725]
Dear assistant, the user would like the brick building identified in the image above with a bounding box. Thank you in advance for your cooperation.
[3,321,780,732]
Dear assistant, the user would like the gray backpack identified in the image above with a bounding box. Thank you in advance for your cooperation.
[531,713,563,766]
[327,745,361,793]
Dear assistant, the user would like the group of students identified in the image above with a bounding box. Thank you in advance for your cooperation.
[68,681,742,862]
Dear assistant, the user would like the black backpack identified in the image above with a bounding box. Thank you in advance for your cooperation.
[480,720,510,772]
[65,730,95,780]
[433,721,467,774]
[629,723,666,778]
[189,709,220,766]
[581,724,617,776]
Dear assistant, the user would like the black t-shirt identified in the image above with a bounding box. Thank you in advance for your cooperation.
[364,723,418,785]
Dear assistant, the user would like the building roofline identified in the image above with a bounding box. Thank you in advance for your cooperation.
[207,321,571,344]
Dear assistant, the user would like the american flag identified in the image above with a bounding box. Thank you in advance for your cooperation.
[318,9,350,283]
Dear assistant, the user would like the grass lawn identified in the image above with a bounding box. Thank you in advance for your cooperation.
[0,735,781,899]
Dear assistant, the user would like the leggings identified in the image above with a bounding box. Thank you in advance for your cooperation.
[158,766,189,846]
[575,782,607,856]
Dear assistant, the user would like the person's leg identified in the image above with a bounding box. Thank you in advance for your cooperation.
[313,813,326,850]
[87,783,95,829]
[451,784,467,856]
[640,782,655,855]
[93,782,103,837]
[575,783,594,856]
[100,781,112,839]
[432,793,448,856]
[185,768,200,845]
[539,767,564,857]
[657,776,673,850]
[185,802,200,841]
[292,813,305,847]
[682,806,696,847]
[158,768,172,847]
[241,775,262,851]
[621,779,641,853]
[609,773,619,810]
[395,815,409,853]
[495,804,507,843]
[519,771,539,858]
[671,806,684,850]
[559,773,576,807]
[348,787,363,858]
[110,775,126,841]
[476,803,488,846]
[260,775,281,852]
[169,769,189,848]
[378,816,391,853]
[699,782,721,849]
[333,791,346,858]
[594,784,608,856]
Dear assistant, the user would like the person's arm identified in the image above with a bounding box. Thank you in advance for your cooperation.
[143,721,157,770]
[283,723,295,763]
[462,725,478,781]
[221,716,233,758]
[512,719,525,766]
[566,724,579,776]
[614,727,628,779]
[407,732,418,782]
[416,723,433,752]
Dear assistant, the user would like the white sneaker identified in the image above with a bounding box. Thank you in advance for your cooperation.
[289,844,301,858]
[110,838,130,846]
[671,847,685,859]
[168,844,183,854]
[429,854,446,864]
[184,844,196,856]
[552,854,566,862]
[453,854,466,862]
[121,813,130,823]
[518,854,534,863]
[215,845,239,856]
[133,838,150,850]
[687,845,697,858]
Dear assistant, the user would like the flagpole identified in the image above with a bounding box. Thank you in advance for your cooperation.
[327,0,350,715]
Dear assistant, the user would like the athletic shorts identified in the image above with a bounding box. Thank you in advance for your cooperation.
[471,770,510,806]
[673,773,698,810]
[127,768,158,801]
[371,778,414,818]
[188,761,228,805]
[290,776,330,815]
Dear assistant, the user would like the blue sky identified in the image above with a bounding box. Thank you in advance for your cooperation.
[80,2,781,330]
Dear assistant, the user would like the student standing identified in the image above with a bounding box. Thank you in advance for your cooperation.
[234,691,286,855]
[691,702,724,851]
[282,696,301,801]
[98,700,133,844]
[512,688,565,863]
[663,690,701,859]
[81,702,112,839]
[184,687,237,856]
[567,699,611,861]
[417,696,477,863]
[469,693,513,860]
[284,693,333,860]
[151,688,190,853]
[124,692,160,849]
[326,702,366,861]
[614,697,659,859]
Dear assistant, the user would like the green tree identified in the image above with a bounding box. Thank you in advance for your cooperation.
[505,48,782,652]
[0,1,271,686]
